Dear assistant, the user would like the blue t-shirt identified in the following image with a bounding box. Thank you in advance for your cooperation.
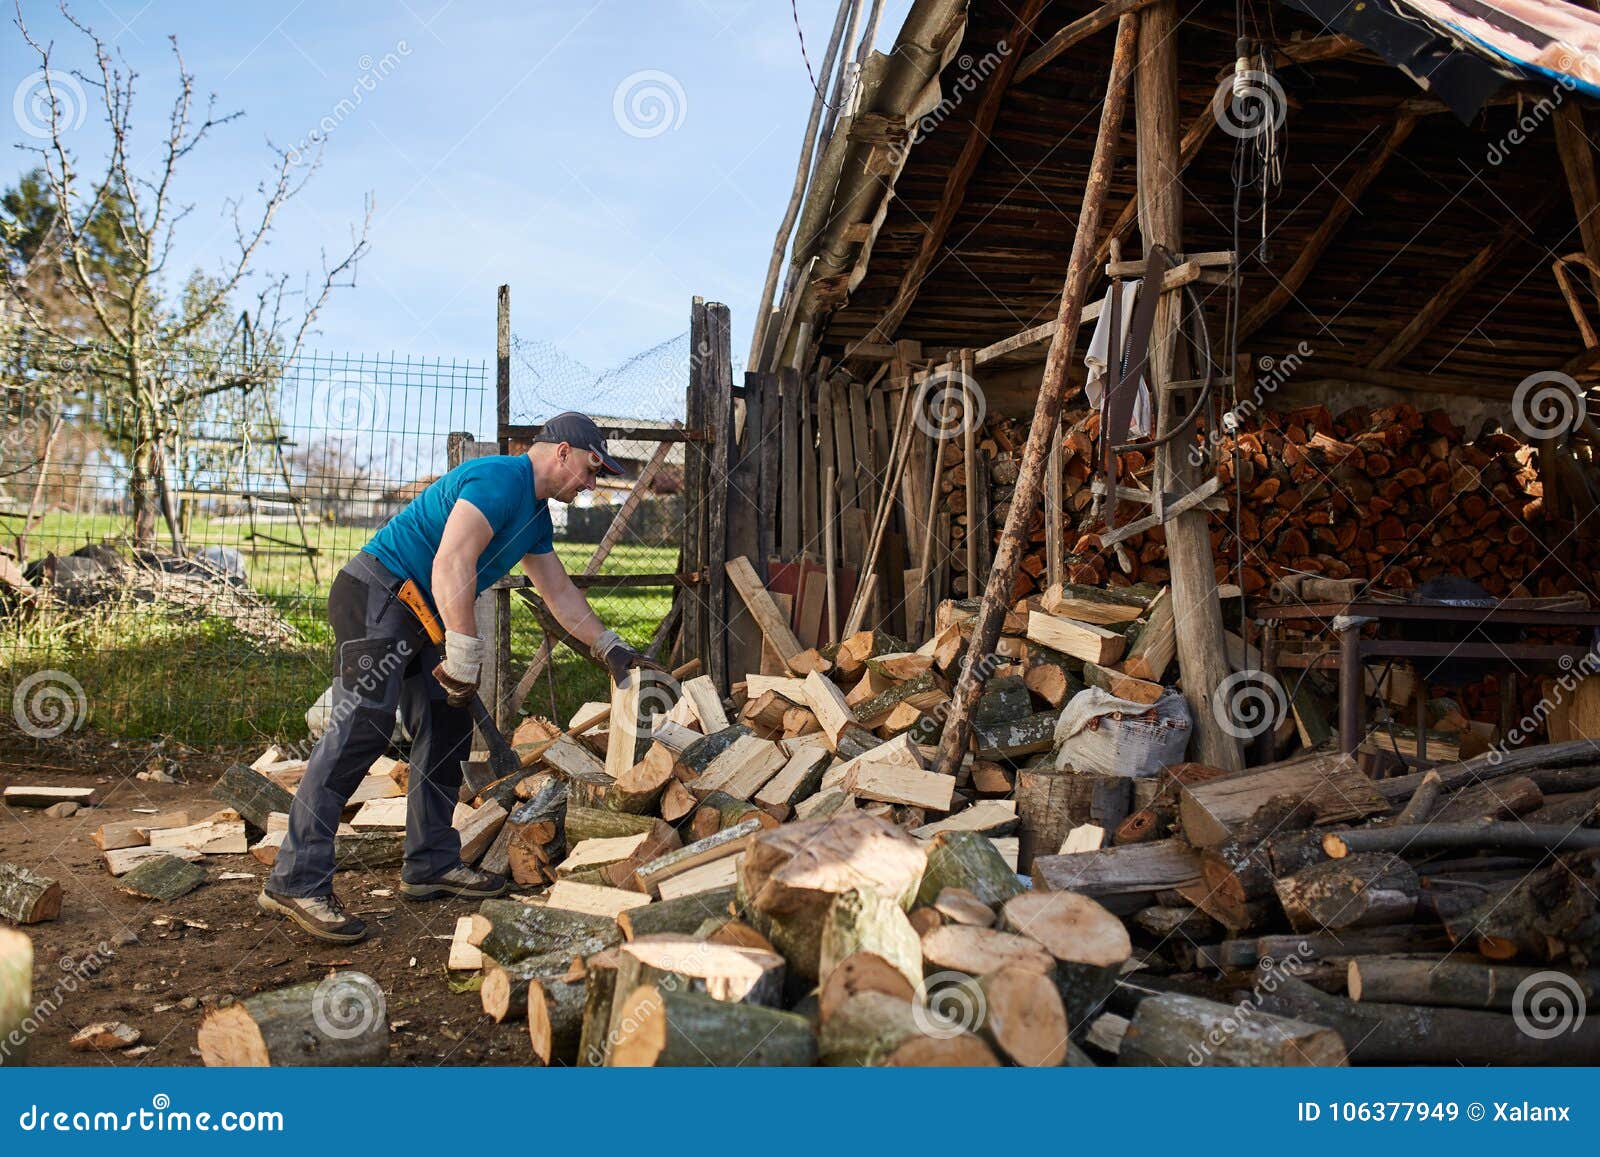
[364,454,553,602]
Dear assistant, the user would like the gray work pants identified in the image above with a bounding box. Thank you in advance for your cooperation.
[267,552,471,897]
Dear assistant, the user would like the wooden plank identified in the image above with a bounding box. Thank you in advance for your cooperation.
[1555,101,1600,302]
[726,374,768,682]
[725,556,806,667]
[447,916,483,971]
[4,786,99,808]
[780,366,802,559]
[758,372,781,576]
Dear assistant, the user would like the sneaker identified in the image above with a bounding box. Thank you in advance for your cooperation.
[258,889,368,943]
[400,864,511,901]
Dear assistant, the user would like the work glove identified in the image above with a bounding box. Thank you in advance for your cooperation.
[432,629,482,708]
[592,628,667,684]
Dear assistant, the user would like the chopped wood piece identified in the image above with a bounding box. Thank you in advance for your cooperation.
[119,855,206,901]
[633,817,764,897]
[92,811,191,851]
[975,966,1070,1066]
[754,745,833,818]
[916,830,1023,908]
[973,711,1057,759]
[912,800,1019,840]
[820,991,998,1066]
[454,800,508,865]
[818,950,918,1021]
[545,880,652,920]
[725,556,806,670]
[1118,587,1173,681]
[527,977,586,1066]
[576,949,620,1066]
[104,845,203,877]
[0,863,62,923]
[1275,853,1420,932]
[473,897,621,965]
[680,675,730,732]
[920,924,1055,976]
[1002,890,1129,1025]
[1026,610,1126,665]
[803,671,860,746]
[198,972,390,1066]
[1179,754,1387,847]
[70,1021,140,1051]
[610,984,816,1066]
[447,916,482,971]
[931,888,994,927]
[210,764,295,830]
[657,855,745,901]
[692,735,788,801]
[148,819,247,855]
[739,812,927,979]
[0,928,30,1063]
[1121,992,1347,1066]
[819,887,922,990]
[1082,660,1162,703]
[604,743,677,814]
[1033,839,1202,898]
[618,885,737,941]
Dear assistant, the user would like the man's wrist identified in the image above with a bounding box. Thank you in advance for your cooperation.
[441,629,483,682]
[590,628,624,660]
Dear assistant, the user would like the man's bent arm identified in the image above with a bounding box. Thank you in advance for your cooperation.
[522,550,604,648]
[432,501,494,634]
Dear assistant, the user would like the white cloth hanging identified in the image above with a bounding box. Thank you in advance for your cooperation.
[1084,278,1151,438]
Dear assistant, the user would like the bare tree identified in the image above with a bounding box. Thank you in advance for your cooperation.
[3,2,371,546]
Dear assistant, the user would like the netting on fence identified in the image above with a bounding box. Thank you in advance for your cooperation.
[506,332,693,726]
[1,335,490,742]
[1,328,701,744]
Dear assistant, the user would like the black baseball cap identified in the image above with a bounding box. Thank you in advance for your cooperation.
[532,412,624,476]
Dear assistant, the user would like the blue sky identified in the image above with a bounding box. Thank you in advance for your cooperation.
[5,0,912,381]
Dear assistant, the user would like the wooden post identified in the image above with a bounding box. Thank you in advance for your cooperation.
[726,374,767,680]
[490,287,514,731]
[929,15,1140,779]
[683,300,709,674]
[1136,0,1241,771]
[700,302,734,693]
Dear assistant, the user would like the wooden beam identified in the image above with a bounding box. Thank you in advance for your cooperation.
[845,0,1048,360]
[1138,0,1241,771]
[1554,101,1600,301]
[1095,110,1215,272]
[1238,117,1415,340]
[929,14,1141,780]
[1370,193,1553,370]
[1015,0,1157,84]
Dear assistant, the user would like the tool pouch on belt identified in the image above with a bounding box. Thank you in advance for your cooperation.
[338,636,409,710]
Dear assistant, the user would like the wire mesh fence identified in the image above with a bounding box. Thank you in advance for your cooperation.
[0,328,698,744]
[506,332,693,726]
[1,334,491,743]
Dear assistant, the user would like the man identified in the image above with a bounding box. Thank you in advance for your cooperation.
[260,413,659,942]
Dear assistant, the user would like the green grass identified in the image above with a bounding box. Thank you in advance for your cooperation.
[3,513,678,744]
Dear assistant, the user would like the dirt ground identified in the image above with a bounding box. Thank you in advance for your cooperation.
[0,720,531,1066]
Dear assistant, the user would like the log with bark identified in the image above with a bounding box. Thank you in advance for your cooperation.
[1120,991,1348,1066]
[0,863,62,924]
[819,991,999,1066]
[197,972,389,1066]
[609,984,816,1066]
[0,928,30,1066]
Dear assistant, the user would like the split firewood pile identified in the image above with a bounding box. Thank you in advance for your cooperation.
[950,402,1599,601]
[190,568,1598,1066]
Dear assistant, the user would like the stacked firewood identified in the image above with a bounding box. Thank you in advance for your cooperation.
[946,402,1600,602]
[187,553,1600,1065]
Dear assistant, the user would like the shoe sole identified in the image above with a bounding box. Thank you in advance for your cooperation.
[257,892,368,943]
[399,880,511,901]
